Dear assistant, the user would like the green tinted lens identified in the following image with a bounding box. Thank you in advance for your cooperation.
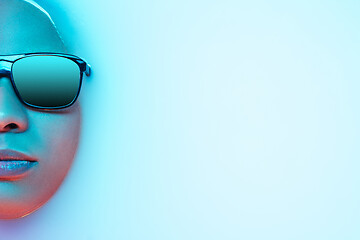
[12,55,81,108]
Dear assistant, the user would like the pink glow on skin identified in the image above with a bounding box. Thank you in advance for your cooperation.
[0,0,81,219]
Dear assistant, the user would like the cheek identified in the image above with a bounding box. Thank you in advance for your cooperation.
[25,104,81,206]
[35,113,81,156]
[28,105,81,161]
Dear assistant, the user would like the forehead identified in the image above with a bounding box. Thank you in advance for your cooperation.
[0,0,66,55]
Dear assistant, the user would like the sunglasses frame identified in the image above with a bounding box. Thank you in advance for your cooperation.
[0,52,91,110]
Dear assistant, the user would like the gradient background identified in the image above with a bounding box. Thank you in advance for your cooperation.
[1,0,360,239]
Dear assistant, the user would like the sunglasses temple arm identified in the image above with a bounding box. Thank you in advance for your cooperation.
[85,63,91,77]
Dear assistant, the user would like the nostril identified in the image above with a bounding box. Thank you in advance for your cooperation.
[5,123,18,130]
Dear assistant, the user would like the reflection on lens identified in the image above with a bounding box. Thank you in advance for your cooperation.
[12,55,80,108]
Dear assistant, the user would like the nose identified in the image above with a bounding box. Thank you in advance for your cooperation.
[0,77,28,133]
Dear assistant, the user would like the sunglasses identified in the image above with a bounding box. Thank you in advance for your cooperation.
[0,52,91,109]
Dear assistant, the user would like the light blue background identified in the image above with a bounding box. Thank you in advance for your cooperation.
[1,0,360,239]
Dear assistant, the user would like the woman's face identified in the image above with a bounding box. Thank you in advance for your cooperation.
[0,0,81,219]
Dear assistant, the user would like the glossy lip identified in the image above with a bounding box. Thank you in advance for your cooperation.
[0,149,38,181]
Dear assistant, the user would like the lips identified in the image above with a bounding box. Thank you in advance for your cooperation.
[0,149,38,181]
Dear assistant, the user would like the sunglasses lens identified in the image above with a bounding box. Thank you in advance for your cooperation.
[12,55,81,108]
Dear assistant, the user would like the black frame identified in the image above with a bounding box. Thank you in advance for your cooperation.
[0,52,91,110]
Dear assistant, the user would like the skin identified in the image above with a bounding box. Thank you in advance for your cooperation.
[0,0,81,219]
